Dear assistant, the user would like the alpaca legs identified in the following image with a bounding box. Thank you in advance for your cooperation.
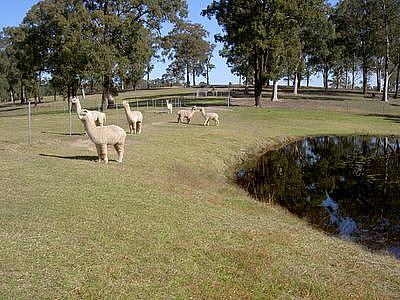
[215,118,219,126]
[136,121,142,134]
[96,144,108,163]
[114,143,124,163]
[129,124,133,134]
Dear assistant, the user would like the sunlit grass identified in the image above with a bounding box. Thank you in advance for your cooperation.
[1,88,400,298]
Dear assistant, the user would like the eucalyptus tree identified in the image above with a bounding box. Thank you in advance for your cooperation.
[162,21,212,87]
[22,0,95,101]
[203,0,321,106]
[377,0,400,102]
[84,0,187,110]
[0,26,38,104]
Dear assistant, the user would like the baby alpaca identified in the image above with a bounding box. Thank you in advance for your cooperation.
[200,107,220,126]
[71,97,106,126]
[166,100,173,114]
[78,110,126,163]
[177,106,197,124]
[122,100,143,134]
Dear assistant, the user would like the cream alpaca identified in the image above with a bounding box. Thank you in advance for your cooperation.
[166,100,173,114]
[121,100,143,134]
[71,97,106,126]
[78,110,126,163]
[199,107,220,126]
[177,106,197,124]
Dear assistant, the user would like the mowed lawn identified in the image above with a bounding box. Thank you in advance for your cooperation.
[1,89,400,298]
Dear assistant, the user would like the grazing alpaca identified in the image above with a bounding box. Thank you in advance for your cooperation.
[78,110,126,163]
[122,100,143,134]
[166,99,173,114]
[177,106,197,124]
[199,107,220,126]
[71,97,106,126]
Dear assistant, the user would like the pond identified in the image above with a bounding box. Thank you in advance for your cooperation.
[236,136,400,258]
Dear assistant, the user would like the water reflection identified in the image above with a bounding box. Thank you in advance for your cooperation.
[236,136,400,258]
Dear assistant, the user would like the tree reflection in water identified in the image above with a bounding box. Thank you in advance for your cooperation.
[236,136,400,258]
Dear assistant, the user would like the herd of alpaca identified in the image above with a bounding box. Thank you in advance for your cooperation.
[71,97,220,163]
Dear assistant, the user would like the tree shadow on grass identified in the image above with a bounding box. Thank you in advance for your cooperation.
[364,114,400,124]
[41,131,84,136]
[39,153,110,162]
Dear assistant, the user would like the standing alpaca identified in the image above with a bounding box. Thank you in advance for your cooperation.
[166,100,173,114]
[78,110,126,163]
[177,106,197,124]
[122,100,143,134]
[71,97,106,126]
[199,107,220,126]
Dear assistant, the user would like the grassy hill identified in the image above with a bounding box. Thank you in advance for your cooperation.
[1,87,400,298]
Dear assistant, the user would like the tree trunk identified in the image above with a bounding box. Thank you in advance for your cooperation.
[306,74,310,87]
[53,89,57,102]
[9,89,14,103]
[20,83,26,104]
[271,81,278,101]
[102,74,114,111]
[192,69,196,87]
[395,60,400,98]
[121,76,125,91]
[206,65,209,86]
[253,48,263,107]
[186,64,190,87]
[81,87,86,99]
[362,61,368,95]
[376,66,381,92]
[293,72,298,94]
[352,57,355,90]
[382,3,389,102]
[147,72,150,89]
[323,65,329,93]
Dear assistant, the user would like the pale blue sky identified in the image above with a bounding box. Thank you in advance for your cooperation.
[0,0,339,86]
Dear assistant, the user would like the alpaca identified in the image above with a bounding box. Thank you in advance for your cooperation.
[71,97,106,126]
[166,99,173,114]
[177,106,197,124]
[200,107,220,126]
[121,100,143,134]
[78,110,126,163]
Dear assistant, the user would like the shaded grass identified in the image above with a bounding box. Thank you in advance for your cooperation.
[1,90,400,298]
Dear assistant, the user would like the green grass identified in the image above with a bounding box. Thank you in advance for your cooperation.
[1,89,400,298]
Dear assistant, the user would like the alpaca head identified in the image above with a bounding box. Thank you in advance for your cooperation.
[78,109,90,121]
[191,106,197,111]
[122,100,129,108]
[71,97,79,104]
[199,107,205,112]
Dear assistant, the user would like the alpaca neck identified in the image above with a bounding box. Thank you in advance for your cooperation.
[123,105,131,115]
[74,101,82,114]
[83,117,97,140]
[201,110,206,118]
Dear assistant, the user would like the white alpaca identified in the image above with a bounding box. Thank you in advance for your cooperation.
[71,97,106,126]
[122,100,143,134]
[166,100,173,114]
[200,107,220,126]
[78,110,126,163]
[177,106,197,124]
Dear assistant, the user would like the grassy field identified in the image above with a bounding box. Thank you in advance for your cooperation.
[1,87,400,298]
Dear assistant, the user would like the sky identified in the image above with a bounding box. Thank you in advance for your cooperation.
[0,0,332,86]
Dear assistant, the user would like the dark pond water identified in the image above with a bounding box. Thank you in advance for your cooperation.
[236,136,400,258]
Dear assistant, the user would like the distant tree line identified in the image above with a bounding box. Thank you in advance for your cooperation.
[0,0,214,109]
[203,0,400,106]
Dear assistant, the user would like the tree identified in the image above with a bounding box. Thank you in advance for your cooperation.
[162,21,212,87]
[22,0,95,102]
[203,0,323,106]
[84,0,187,110]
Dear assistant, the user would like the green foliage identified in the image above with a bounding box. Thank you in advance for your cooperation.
[162,21,214,86]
